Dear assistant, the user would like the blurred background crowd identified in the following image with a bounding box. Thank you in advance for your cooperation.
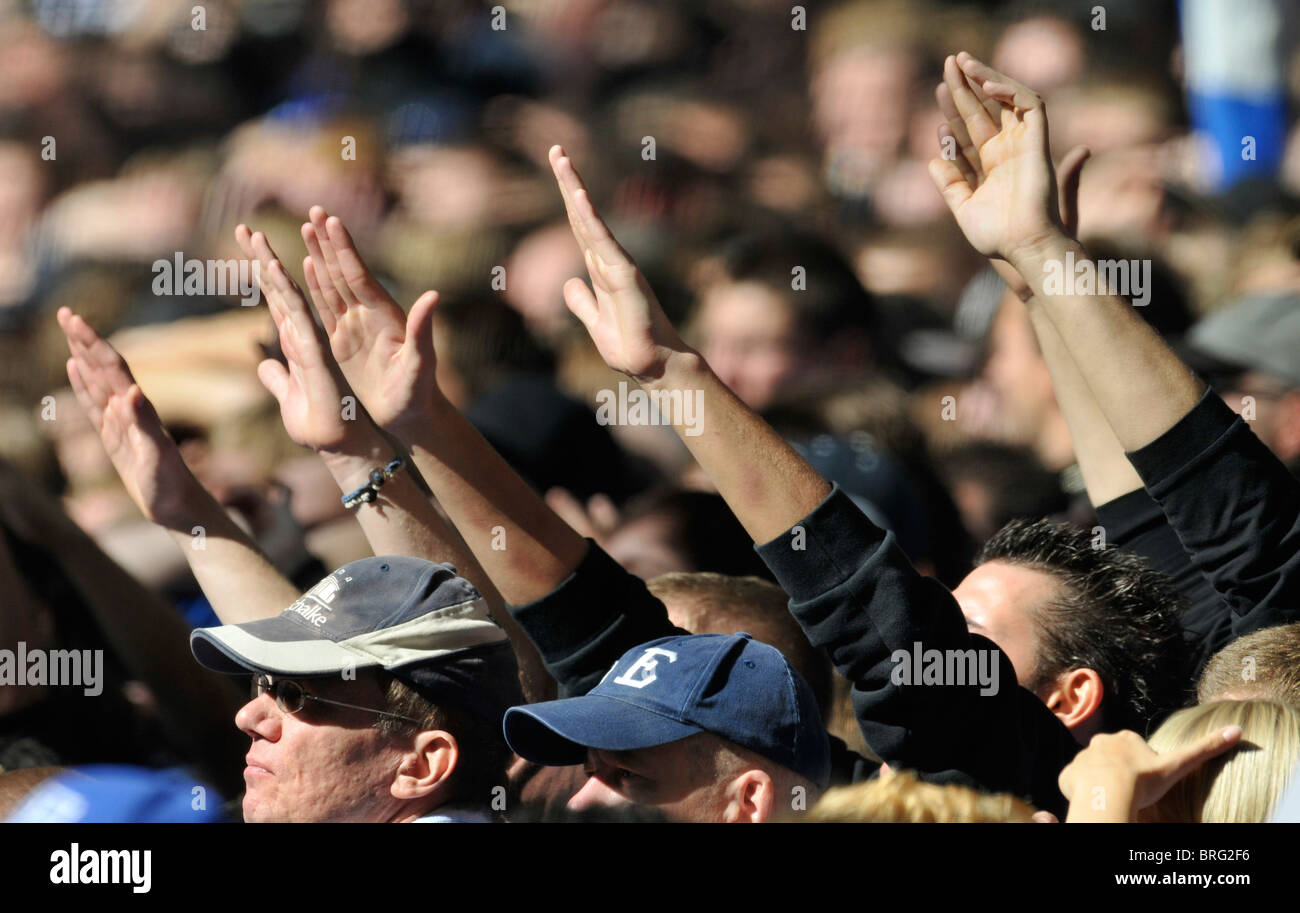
[1,0,1299,798]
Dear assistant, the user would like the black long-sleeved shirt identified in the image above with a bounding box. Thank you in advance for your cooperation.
[508,501,1074,815]
[1123,388,1300,650]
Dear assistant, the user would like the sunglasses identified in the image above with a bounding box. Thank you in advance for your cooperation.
[250,673,422,726]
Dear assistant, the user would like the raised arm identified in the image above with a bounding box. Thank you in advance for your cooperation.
[548,146,831,542]
[930,52,1204,450]
[57,307,300,624]
[932,53,1300,638]
[548,146,1080,814]
[935,58,1143,505]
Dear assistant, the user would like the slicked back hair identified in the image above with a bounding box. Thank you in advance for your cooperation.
[977,518,1191,733]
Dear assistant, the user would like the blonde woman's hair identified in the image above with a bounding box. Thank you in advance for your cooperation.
[1144,700,1300,823]
[803,768,1036,823]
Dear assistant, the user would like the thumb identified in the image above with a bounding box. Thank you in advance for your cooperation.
[562,277,600,331]
[406,290,440,362]
[257,359,291,405]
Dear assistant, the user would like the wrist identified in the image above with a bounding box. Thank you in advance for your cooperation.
[384,391,454,442]
[1006,227,1074,277]
[320,445,400,492]
[641,348,707,393]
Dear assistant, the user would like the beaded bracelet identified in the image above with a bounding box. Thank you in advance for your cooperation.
[341,457,405,510]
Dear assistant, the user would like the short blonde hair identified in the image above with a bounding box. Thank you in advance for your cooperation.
[1144,700,1300,823]
[803,768,1036,823]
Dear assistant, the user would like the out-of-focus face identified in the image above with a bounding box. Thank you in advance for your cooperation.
[697,280,802,410]
[565,736,730,821]
[982,293,1056,449]
[952,560,1060,688]
[1220,373,1300,465]
[604,512,692,581]
[236,674,407,823]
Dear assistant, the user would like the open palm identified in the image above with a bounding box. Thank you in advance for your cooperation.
[549,146,688,382]
[928,53,1061,261]
[236,225,356,452]
[298,207,441,430]
[57,307,196,529]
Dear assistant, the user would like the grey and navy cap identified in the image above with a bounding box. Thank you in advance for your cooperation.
[1184,292,1300,389]
[190,557,522,722]
[503,632,831,787]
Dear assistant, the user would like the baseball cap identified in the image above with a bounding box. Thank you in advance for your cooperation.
[6,765,226,823]
[190,557,522,723]
[1183,292,1300,389]
[503,633,831,787]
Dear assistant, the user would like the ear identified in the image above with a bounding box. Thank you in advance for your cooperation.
[391,729,458,801]
[1040,667,1105,740]
[721,769,775,824]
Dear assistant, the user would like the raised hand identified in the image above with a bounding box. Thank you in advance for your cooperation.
[299,207,441,431]
[935,56,1090,298]
[549,145,690,383]
[235,224,365,453]
[928,52,1063,262]
[1059,726,1242,821]
[57,307,199,530]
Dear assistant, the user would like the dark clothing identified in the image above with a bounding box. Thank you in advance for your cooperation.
[1096,489,1232,676]
[1125,388,1300,649]
[507,542,878,787]
[753,485,1077,817]
[508,509,1070,814]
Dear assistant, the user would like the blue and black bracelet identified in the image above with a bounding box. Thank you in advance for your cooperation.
[341,457,405,510]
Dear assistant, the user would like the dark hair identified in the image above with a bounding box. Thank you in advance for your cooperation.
[939,443,1070,545]
[373,672,514,809]
[977,518,1190,732]
[717,230,876,343]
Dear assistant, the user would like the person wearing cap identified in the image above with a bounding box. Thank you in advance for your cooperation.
[504,633,830,822]
[1183,291,1300,471]
[190,556,523,823]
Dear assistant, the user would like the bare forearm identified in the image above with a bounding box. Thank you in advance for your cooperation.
[1012,234,1205,451]
[390,399,588,606]
[1025,302,1144,505]
[645,352,832,544]
[161,491,300,625]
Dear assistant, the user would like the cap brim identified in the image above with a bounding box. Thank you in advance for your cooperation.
[503,695,704,765]
[190,615,378,677]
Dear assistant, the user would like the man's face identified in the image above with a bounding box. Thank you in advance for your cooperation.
[236,674,408,823]
[697,280,803,411]
[951,560,1060,689]
[565,736,730,822]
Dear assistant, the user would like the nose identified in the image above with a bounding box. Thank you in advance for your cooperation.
[566,775,632,812]
[235,691,281,742]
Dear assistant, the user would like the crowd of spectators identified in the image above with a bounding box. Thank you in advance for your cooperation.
[2,0,1300,826]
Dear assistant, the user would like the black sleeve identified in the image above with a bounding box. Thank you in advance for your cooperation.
[754,485,1078,817]
[505,542,684,698]
[1095,488,1234,675]
[1126,388,1300,641]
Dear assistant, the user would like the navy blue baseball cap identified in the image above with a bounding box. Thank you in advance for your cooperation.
[190,557,523,723]
[503,633,831,787]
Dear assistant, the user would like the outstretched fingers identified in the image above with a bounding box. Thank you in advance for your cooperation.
[549,145,632,272]
[307,206,360,309]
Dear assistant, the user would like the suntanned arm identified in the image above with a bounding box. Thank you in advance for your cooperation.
[547,147,832,541]
[548,145,1083,814]
[931,52,1205,453]
[57,307,301,625]
[277,212,563,700]
[935,60,1145,506]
